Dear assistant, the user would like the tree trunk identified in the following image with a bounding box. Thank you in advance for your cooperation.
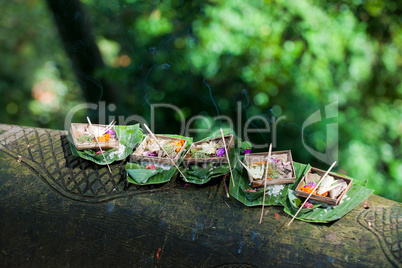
[45,0,116,106]
[0,124,401,267]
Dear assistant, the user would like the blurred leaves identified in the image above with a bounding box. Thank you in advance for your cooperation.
[0,0,84,127]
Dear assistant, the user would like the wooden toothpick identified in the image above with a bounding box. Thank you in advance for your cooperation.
[223,175,230,198]
[103,119,116,135]
[259,143,272,224]
[287,161,337,227]
[143,124,188,182]
[220,128,235,188]
[86,117,112,174]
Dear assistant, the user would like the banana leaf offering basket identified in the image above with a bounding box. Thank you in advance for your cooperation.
[295,167,353,206]
[182,135,234,167]
[131,134,187,165]
[70,123,119,150]
[243,150,296,188]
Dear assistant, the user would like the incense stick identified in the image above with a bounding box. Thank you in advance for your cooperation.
[103,119,116,134]
[86,117,112,174]
[287,161,337,227]
[223,175,230,198]
[143,124,189,182]
[220,128,235,188]
[259,143,272,224]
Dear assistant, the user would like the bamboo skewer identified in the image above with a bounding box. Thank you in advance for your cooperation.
[287,161,337,227]
[220,128,235,188]
[103,119,116,134]
[143,124,189,182]
[223,175,230,198]
[86,117,112,174]
[259,143,272,224]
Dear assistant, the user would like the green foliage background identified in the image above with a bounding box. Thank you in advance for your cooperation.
[0,0,400,201]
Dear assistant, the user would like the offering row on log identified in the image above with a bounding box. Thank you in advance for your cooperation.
[70,122,353,208]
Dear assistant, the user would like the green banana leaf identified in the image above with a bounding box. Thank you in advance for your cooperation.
[179,130,240,185]
[240,141,252,152]
[70,124,144,165]
[126,167,161,184]
[126,134,193,185]
[126,162,178,185]
[284,189,322,216]
[180,148,239,184]
[229,161,310,206]
[181,163,230,184]
[279,164,374,223]
[280,186,374,223]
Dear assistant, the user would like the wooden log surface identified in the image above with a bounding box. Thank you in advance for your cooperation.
[0,124,400,267]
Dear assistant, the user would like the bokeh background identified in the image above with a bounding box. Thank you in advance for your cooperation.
[1,0,401,201]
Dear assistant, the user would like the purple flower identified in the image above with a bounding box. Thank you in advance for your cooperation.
[304,182,315,188]
[216,147,226,157]
[243,149,251,154]
[106,129,114,134]
[143,151,157,157]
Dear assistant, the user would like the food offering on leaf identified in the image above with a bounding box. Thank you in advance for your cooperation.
[70,123,119,150]
[242,151,296,187]
[182,135,234,166]
[131,134,187,165]
[295,167,353,206]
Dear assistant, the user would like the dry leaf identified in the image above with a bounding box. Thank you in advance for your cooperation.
[156,248,161,260]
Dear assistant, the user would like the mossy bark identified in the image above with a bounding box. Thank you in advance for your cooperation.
[0,124,400,267]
